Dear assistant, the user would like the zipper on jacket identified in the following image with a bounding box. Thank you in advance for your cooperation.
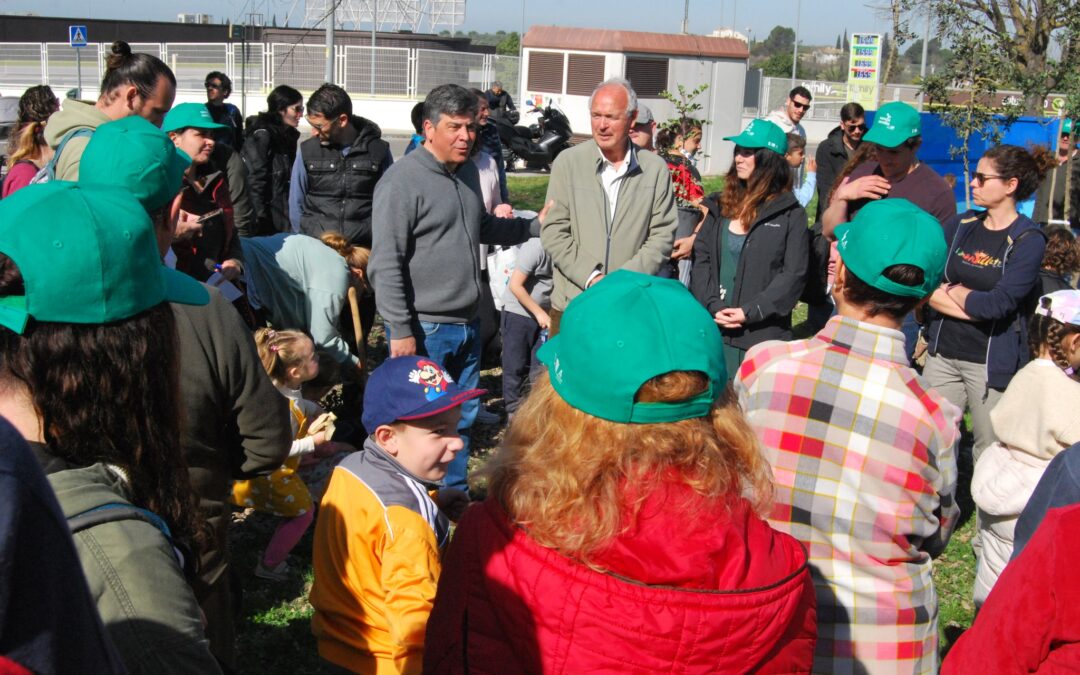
[930,223,964,355]
[452,173,484,303]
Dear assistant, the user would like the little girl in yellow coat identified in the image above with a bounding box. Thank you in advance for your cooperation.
[232,328,343,581]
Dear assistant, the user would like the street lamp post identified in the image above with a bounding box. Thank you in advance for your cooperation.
[790,0,801,83]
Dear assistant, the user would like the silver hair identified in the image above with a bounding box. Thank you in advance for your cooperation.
[588,77,638,119]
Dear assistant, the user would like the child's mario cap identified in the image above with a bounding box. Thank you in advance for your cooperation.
[1036,289,1080,326]
[362,356,486,432]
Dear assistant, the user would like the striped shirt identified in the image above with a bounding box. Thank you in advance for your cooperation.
[735,316,961,674]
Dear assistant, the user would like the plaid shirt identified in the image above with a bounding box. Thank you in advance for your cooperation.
[735,316,960,675]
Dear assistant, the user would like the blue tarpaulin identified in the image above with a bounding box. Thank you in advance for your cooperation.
[865,110,1067,214]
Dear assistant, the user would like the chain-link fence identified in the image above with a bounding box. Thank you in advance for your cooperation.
[162,43,229,91]
[43,43,103,91]
[415,49,487,99]
[272,43,333,93]
[0,44,44,88]
[342,46,410,96]
[0,41,519,100]
[491,55,519,99]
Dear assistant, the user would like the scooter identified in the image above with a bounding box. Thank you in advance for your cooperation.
[495,101,573,172]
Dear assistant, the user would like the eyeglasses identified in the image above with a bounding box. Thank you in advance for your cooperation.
[791,100,811,111]
[306,116,329,132]
[973,172,1006,186]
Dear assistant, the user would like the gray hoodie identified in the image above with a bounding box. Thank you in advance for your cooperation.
[43,99,111,181]
[370,144,538,340]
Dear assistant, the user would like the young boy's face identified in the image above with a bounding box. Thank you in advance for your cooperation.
[380,407,464,481]
[785,147,804,168]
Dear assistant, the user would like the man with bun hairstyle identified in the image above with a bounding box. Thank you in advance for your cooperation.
[45,40,176,181]
[737,198,961,674]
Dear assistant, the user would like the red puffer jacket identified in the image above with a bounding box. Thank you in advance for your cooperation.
[942,503,1080,674]
[424,481,816,674]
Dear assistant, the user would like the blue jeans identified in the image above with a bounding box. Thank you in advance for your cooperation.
[901,312,920,364]
[414,319,480,493]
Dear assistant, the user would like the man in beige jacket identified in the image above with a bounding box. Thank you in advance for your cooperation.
[541,78,677,331]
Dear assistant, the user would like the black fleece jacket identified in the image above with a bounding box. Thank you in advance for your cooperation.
[690,191,810,350]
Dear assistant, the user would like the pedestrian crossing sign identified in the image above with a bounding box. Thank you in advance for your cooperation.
[69,25,88,48]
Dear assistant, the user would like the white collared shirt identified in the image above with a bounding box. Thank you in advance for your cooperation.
[597,142,639,224]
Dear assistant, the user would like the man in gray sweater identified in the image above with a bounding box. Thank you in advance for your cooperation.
[370,84,545,492]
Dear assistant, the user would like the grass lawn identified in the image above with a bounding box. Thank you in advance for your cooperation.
[229,175,975,672]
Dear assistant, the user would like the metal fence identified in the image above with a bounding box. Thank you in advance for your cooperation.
[756,76,922,120]
[0,41,518,100]
[341,45,411,96]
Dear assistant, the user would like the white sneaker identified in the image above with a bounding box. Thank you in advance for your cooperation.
[254,560,290,582]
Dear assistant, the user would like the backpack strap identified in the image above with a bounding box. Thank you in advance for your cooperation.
[68,502,173,538]
[34,127,95,183]
[67,502,189,574]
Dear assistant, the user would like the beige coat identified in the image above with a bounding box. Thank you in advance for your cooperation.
[541,140,677,310]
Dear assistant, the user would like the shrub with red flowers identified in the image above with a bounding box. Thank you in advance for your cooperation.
[668,161,704,207]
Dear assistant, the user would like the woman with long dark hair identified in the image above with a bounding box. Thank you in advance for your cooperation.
[690,118,809,375]
[1,85,59,197]
[243,85,303,235]
[0,182,221,673]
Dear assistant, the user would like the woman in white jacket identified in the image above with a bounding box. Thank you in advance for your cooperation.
[972,289,1080,605]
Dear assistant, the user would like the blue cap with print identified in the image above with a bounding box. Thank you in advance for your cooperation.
[362,356,486,432]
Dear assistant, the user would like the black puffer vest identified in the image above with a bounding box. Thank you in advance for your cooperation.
[298,116,389,247]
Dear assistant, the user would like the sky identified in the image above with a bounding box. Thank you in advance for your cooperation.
[0,0,896,47]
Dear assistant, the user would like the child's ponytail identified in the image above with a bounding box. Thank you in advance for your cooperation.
[1029,295,1080,371]
[254,327,311,383]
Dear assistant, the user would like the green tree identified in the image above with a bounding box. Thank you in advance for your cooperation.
[917,0,1078,114]
[761,51,795,78]
[496,32,520,55]
[922,17,1022,208]
[760,26,795,56]
[836,34,842,50]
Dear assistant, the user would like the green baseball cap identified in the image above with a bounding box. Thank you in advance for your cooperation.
[0,183,209,334]
[79,116,192,212]
[863,101,921,148]
[834,198,946,298]
[161,102,227,133]
[723,118,787,154]
[536,270,726,424]
[1062,118,1074,135]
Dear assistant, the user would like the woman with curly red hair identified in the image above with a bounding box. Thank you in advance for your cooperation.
[424,270,816,674]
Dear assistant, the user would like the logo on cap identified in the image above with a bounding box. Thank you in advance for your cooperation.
[879,112,893,129]
[408,361,454,401]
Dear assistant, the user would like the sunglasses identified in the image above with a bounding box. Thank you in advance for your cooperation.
[307,116,336,132]
[206,82,223,90]
[791,100,810,110]
[734,146,756,157]
[845,123,868,132]
[288,103,304,113]
[973,172,1006,186]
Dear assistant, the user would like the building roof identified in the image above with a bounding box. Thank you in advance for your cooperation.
[523,25,749,60]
